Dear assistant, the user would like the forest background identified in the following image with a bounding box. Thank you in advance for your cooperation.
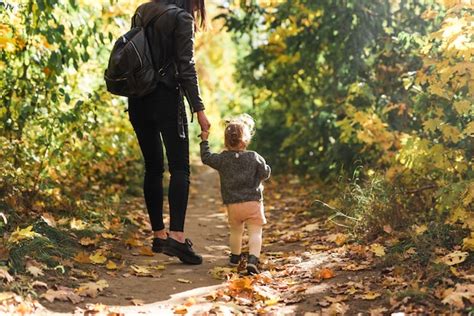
[0,0,473,312]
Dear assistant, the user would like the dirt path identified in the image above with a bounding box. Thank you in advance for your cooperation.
[38,167,231,314]
[5,165,462,315]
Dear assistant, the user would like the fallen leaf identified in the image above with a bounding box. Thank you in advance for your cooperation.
[41,288,82,304]
[70,218,86,230]
[383,225,393,234]
[0,268,14,283]
[89,251,107,265]
[440,251,469,266]
[314,268,335,280]
[31,281,48,289]
[101,233,117,239]
[27,265,44,277]
[74,252,92,264]
[125,237,143,248]
[130,265,152,276]
[106,260,118,270]
[322,302,349,315]
[361,291,381,300]
[130,299,144,306]
[138,247,154,257]
[79,237,97,246]
[370,243,386,257]
[413,224,427,235]
[173,305,188,315]
[8,226,40,244]
[209,266,234,280]
[153,264,166,271]
[326,233,347,246]
[177,278,192,284]
[41,213,57,227]
[76,279,109,298]
[442,283,474,309]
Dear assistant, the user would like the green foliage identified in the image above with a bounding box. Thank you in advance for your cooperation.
[222,0,473,247]
[0,0,142,214]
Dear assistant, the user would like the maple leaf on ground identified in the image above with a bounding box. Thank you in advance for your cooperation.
[41,288,82,304]
[326,233,348,246]
[0,268,14,283]
[130,265,153,277]
[370,243,386,257]
[70,218,87,230]
[74,251,92,264]
[228,277,254,292]
[89,251,107,264]
[442,283,474,308]
[322,302,349,315]
[138,246,154,257]
[79,237,97,246]
[313,268,335,280]
[8,226,41,244]
[106,260,117,270]
[26,265,44,277]
[76,279,109,298]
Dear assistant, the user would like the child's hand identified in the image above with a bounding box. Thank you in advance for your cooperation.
[200,130,210,141]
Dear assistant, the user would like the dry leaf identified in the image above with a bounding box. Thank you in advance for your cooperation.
[41,288,82,304]
[90,251,107,265]
[361,291,381,300]
[326,233,347,246]
[314,268,335,280]
[74,251,91,264]
[79,237,96,246]
[41,213,57,227]
[130,299,144,306]
[177,278,192,284]
[173,305,188,315]
[440,251,469,266]
[27,265,44,277]
[442,283,474,308]
[76,279,109,298]
[130,265,152,276]
[31,281,48,289]
[138,247,154,257]
[0,268,14,283]
[125,237,143,247]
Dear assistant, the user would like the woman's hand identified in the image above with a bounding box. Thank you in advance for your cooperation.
[196,111,211,132]
[200,130,209,141]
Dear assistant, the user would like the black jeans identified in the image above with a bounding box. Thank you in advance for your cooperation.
[128,84,190,232]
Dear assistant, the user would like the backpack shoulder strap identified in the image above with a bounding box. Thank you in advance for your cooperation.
[140,4,179,29]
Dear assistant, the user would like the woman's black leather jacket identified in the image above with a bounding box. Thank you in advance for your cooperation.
[132,0,205,113]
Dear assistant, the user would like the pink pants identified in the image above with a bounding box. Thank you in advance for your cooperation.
[227,201,266,257]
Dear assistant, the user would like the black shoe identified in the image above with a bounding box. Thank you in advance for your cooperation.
[152,237,167,253]
[163,237,203,265]
[247,255,260,275]
[229,254,241,267]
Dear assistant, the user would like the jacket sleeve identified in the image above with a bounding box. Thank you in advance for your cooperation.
[255,152,271,181]
[174,10,205,112]
[200,141,222,170]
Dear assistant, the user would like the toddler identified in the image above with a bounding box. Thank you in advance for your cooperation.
[200,114,271,274]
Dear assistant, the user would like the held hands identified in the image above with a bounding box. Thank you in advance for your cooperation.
[196,111,211,141]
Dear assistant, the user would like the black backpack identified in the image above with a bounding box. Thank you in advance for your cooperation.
[104,5,175,98]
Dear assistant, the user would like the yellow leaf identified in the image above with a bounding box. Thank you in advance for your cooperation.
[265,297,280,306]
[413,224,428,235]
[370,243,386,257]
[453,100,472,115]
[70,218,86,230]
[8,226,41,244]
[361,291,381,300]
[463,233,474,251]
[105,260,117,270]
[138,247,154,257]
[441,124,462,143]
[440,251,469,266]
[89,252,107,265]
[130,265,152,276]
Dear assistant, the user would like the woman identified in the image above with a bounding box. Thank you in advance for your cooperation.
[128,0,210,265]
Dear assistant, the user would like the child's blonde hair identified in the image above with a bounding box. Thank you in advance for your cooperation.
[224,114,255,150]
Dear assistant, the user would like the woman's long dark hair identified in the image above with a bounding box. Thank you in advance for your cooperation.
[182,0,206,29]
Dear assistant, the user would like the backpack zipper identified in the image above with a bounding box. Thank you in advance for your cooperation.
[129,40,143,68]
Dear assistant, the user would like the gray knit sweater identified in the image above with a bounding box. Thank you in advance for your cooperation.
[200,141,271,204]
